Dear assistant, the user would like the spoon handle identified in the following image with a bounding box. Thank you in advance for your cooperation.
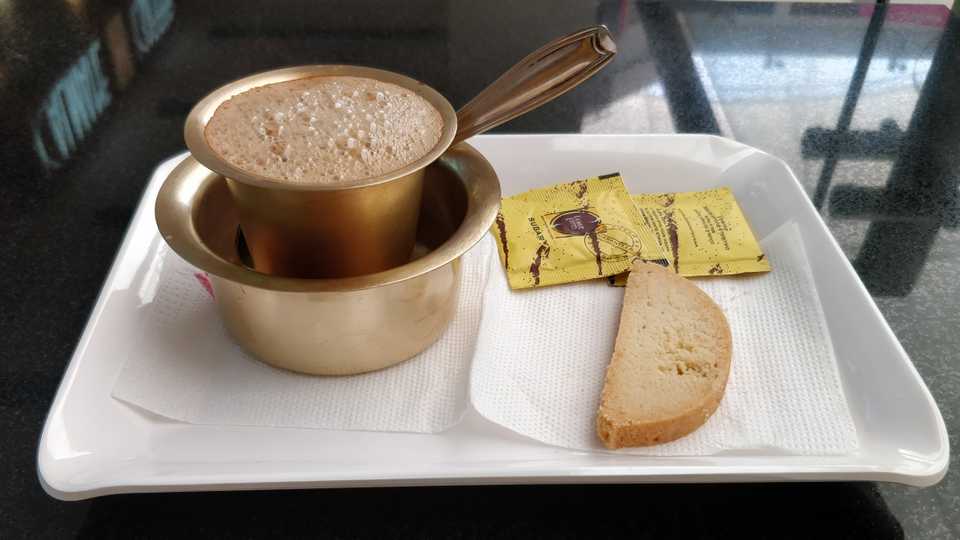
[453,25,617,145]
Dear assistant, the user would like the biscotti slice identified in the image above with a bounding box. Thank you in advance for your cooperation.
[597,261,732,449]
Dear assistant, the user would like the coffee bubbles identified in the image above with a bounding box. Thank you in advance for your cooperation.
[205,76,443,185]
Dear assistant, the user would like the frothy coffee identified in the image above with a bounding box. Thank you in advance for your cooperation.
[205,76,444,185]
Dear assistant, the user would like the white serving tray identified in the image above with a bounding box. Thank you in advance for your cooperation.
[38,135,948,500]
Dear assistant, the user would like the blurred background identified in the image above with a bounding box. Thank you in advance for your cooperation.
[2,1,958,538]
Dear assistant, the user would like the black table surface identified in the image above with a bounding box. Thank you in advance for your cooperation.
[2,1,958,538]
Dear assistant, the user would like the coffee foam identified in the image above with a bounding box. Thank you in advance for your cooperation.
[205,76,444,185]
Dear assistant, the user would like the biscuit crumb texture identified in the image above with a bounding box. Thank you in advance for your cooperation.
[597,262,732,449]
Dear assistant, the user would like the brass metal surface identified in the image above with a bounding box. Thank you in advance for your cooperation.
[453,25,617,145]
[181,27,615,279]
[156,143,500,375]
[184,65,458,279]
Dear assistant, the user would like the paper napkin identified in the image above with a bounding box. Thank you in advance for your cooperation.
[469,223,859,455]
[112,236,495,434]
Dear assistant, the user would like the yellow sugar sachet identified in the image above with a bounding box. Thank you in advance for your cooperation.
[491,173,666,289]
[609,187,770,286]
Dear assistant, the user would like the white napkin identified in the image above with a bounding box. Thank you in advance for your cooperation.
[112,236,495,434]
[469,223,859,455]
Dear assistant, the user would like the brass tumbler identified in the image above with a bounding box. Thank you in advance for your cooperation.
[184,65,458,279]
[155,143,500,375]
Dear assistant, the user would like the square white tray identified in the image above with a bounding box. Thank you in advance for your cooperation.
[38,135,948,500]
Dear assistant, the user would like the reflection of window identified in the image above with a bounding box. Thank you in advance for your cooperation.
[31,40,112,173]
[105,12,136,90]
[697,53,933,102]
[129,0,175,56]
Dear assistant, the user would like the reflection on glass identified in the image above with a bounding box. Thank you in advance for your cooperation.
[105,12,136,90]
[20,0,177,174]
[129,0,174,56]
[31,40,112,173]
[63,0,87,19]
[696,53,931,101]
[580,80,674,134]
